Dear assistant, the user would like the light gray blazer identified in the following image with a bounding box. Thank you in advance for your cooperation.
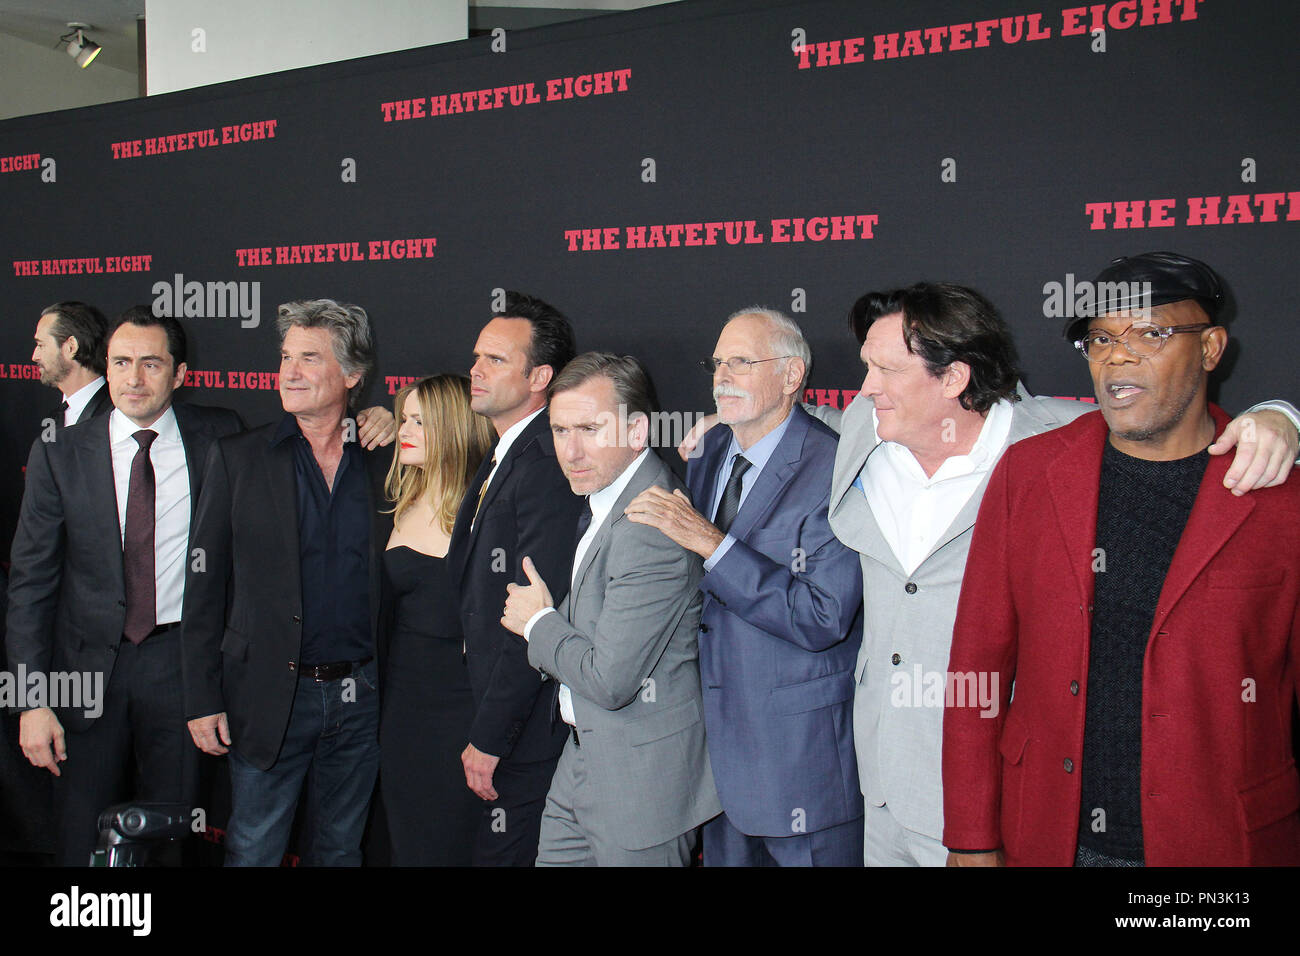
[528,452,722,851]
[823,388,1088,841]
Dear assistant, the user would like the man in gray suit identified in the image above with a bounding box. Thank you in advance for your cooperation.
[501,351,721,866]
[826,282,1299,866]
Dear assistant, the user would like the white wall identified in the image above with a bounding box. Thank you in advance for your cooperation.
[145,0,467,95]
[0,32,138,121]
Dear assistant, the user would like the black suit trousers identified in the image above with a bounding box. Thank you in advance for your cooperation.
[53,628,198,866]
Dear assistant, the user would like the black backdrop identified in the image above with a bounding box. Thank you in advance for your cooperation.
[1,0,1297,857]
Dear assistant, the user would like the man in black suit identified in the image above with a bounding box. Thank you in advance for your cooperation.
[446,291,584,866]
[183,298,388,866]
[7,306,243,865]
[30,301,112,430]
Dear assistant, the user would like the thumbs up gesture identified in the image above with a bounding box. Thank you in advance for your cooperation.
[501,555,554,636]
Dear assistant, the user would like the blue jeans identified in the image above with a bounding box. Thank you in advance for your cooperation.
[224,659,380,866]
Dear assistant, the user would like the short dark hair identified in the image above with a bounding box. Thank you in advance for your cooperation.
[549,351,658,420]
[41,301,107,375]
[108,305,188,368]
[494,291,576,378]
[848,282,1020,414]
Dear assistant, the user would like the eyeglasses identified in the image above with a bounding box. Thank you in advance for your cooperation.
[1074,322,1213,363]
[700,356,793,375]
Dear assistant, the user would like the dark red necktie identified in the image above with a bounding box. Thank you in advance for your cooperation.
[123,429,157,644]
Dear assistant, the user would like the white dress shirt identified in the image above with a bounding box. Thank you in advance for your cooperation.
[859,398,1014,576]
[473,405,545,530]
[524,448,651,725]
[109,406,190,625]
[63,377,105,426]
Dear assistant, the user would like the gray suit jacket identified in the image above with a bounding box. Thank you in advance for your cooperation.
[528,451,722,851]
[825,389,1087,841]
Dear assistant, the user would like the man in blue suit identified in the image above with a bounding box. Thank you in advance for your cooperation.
[626,308,863,866]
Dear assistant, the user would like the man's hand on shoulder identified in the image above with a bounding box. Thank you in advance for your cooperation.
[355,406,397,450]
[19,707,66,775]
[625,486,723,559]
[1209,408,1297,495]
[188,712,231,755]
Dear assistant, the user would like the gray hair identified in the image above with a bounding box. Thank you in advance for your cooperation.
[276,298,375,405]
[723,306,812,389]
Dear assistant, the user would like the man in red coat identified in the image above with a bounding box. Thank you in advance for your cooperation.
[942,252,1300,866]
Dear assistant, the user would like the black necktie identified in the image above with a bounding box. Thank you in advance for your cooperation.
[58,400,70,428]
[573,497,593,550]
[713,455,751,534]
[566,497,593,583]
[123,429,158,644]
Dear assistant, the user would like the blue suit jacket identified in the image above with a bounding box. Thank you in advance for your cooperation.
[687,404,864,837]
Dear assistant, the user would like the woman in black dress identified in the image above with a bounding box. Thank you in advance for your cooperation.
[380,374,494,865]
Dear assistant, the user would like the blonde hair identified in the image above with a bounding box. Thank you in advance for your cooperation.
[384,374,495,533]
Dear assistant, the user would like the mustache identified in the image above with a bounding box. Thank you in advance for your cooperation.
[713,384,751,401]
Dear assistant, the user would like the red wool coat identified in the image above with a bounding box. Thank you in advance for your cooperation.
[943,406,1300,866]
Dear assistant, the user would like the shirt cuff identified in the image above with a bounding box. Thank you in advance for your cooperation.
[523,607,556,642]
[703,533,737,572]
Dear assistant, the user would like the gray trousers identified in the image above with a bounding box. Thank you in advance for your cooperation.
[535,734,694,867]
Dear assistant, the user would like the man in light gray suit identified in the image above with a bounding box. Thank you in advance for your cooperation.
[501,351,721,866]
[825,281,1299,866]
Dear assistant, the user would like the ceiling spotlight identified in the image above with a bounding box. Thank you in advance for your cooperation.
[60,23,102,69]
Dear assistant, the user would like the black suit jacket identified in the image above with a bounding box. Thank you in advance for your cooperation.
[446,409,583,763]
[5,402,244,734]
[181,419,388,771]
[72,381,113,425]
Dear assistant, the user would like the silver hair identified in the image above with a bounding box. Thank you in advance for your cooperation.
[276,298,375,405]
[723,306,812,389]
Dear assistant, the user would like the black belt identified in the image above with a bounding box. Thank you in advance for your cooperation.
[125,622,179,642]
[297,656,372,682]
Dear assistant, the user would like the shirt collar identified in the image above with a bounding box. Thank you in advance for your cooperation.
[878,397,1016,484]
[588,448,651,527]
[63,376,105,419]
[723,407,793,476]
[494,405,545,463]
[110,403,180,445]
[271,411,302,446]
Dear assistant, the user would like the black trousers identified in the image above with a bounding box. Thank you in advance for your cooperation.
[470,752,561,867]
[52,628,199,866]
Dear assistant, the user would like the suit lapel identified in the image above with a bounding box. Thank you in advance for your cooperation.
[447,442,496,582]
[1045,411,1107,604]
[77,381,111,424]
[449,411,547,583]
[687,425,729,515]
[923,400,1058,561]
[81,415,127,589]
[723,406,809,543]
[1150,407,1248,635]
[173,403,212,521]
[570,452,663,607]
[265,432,304,601]
[827,399,904,569]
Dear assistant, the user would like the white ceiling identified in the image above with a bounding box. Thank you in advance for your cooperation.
[0,0,143,72]
[0,0,679,75]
